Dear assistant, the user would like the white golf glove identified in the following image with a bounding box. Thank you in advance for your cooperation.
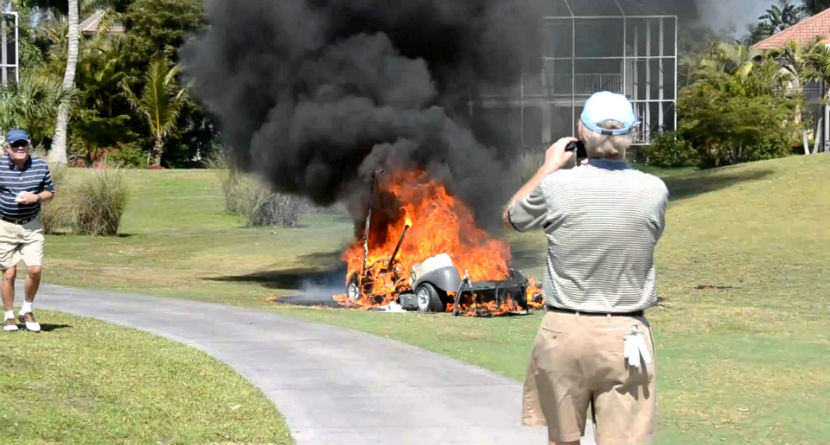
[624,326,652,370]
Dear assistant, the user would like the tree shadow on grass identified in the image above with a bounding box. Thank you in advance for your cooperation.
[46,232,134,238]
[206,249,347,291]
[294,250,345,267]
[665,169,773,201]
[208,265,348,290]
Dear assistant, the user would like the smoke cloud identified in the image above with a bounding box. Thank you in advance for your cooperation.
[182,0,543,228]
[695,0,772,36]
[182,0,765,231]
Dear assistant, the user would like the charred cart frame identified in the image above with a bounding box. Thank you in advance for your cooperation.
[347,173,534,314]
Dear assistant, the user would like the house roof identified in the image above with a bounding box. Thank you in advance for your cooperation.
[79,9,125,36]
[751,8,830,50]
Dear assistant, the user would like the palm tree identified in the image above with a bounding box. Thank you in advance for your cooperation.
[804,41,829,152]
[121,55,185,167]
[48,0,79,165]
[0,76,66,142]
[763,38,830,153]
[760,1,805,32]
[747,1,807,44]
[770,38,830,100]
[805,40,830,93]
[699,42,762,80]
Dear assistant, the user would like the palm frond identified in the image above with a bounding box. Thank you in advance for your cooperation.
[121,54,186,139]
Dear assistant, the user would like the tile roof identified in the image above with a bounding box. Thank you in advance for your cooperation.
[79,9,125,36]
[751,8,829,50]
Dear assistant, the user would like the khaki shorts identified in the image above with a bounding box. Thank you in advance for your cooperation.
[0,217,45,270]
[523,311,656,445]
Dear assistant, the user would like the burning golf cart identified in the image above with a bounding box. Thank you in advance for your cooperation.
[337,169,543,316]
[345,252,537,315]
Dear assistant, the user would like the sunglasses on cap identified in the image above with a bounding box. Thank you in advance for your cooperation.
[9,140,29,148]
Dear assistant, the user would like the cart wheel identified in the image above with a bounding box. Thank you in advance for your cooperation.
[415,283,443,313]
[346,275,360,301]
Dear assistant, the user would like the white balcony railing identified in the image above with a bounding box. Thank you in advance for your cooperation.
[481,73,624,98]
[552,73,624,95]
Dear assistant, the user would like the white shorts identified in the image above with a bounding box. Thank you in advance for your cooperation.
[0,216,45,270]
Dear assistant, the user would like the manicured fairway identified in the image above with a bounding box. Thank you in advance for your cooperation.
[40,154,830,444]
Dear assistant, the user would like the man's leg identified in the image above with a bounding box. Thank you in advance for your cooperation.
[24,265,41,304]
[1,266,15,311]
[529,312,591,445]
[2,266,18,331]
[18,220,44,332]
[591,316,657,445]
[19,266,41,332]
[0,219,21,331]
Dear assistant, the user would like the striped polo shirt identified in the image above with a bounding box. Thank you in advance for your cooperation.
[0,155,55,220]
[508,159,669,313]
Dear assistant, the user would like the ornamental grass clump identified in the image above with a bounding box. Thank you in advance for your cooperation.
[72,167,129,236]
[220,168,300,227]
[39,163,74,233]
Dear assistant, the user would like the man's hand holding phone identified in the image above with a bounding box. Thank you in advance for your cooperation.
[541,137,578,175]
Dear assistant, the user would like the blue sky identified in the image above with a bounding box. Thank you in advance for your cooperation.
[697,0,795,37]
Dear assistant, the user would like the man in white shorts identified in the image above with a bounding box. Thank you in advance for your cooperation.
[0,129,55,332]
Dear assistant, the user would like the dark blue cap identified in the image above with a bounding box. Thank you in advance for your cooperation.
[5,129,31,144]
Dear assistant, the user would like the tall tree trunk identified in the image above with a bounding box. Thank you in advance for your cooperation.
[49,0,79,165]
[151,136,164,167]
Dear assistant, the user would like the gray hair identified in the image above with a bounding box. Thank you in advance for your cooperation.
[580,120,633,160]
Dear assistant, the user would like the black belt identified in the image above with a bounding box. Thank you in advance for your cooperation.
[0,215,36,225]
[547,306,644,317]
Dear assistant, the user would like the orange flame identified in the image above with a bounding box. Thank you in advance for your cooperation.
[334,170,545,316]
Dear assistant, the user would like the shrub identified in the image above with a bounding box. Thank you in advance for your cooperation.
[69,139,149,168]
[643,133,698,168]
[103,142,149,168]
[39,163,75,234]
[72,167,130,236]
[38,164,129,236]
[49,167,128,236]
[245,191,300,227]
[220,169,300,227]
[678,58,801,168]
[0,77,65,147]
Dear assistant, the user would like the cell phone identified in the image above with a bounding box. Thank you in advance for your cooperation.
[565,140,587,165]
[564,140,583,152]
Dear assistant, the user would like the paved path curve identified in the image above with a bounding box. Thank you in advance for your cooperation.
[36,284,593,445]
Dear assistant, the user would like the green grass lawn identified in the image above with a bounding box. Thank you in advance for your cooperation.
[39,155,830,444]
[0,311,291,445]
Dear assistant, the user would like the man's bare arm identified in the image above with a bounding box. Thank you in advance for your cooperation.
[18,191,54,205]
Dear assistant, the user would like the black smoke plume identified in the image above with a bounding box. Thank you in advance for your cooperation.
[182,0,543,228]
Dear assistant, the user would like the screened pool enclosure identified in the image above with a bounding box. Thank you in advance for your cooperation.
[474,0,677,148]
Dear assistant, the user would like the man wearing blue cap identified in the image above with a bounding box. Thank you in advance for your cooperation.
[504,92,669,444]
[0,129,55,332]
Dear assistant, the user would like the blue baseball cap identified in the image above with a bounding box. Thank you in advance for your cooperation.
[5,129,31,145]
[580,91,640,136]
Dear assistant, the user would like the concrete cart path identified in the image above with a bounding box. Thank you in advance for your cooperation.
[36,284,595,445]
